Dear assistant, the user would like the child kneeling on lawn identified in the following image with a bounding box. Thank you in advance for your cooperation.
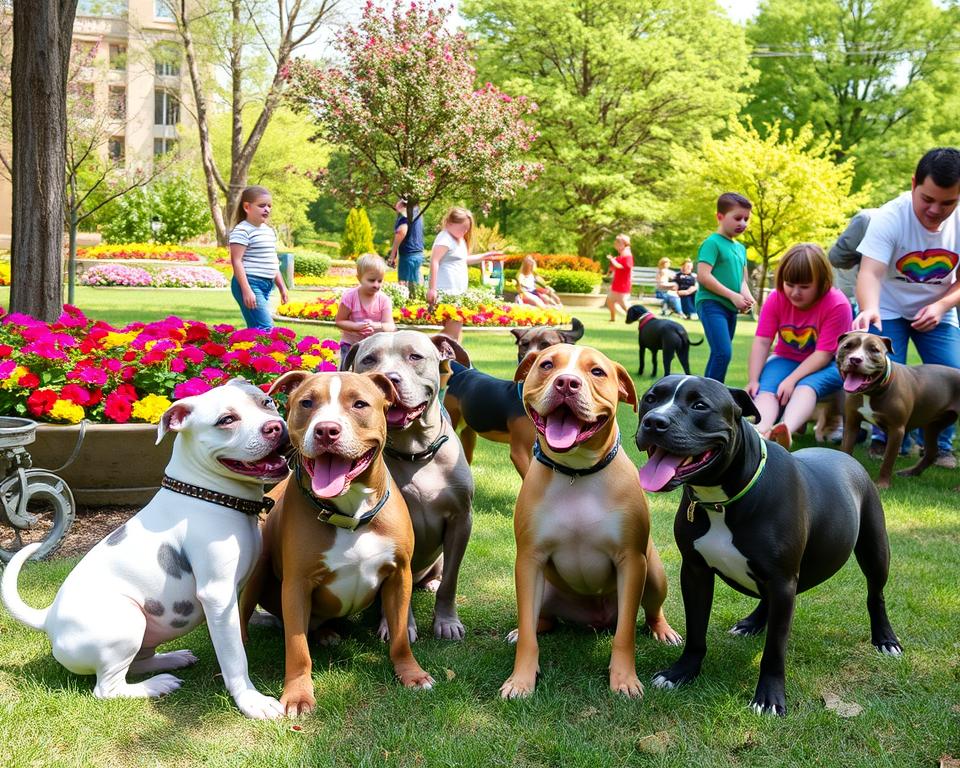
[745,243,853,449]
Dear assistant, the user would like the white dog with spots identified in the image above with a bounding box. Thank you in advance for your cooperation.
[1,379,290,719]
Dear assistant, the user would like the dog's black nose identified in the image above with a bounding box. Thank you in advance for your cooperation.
[641,412,670,433]
[847,355,862,366]
[553,374,581,395]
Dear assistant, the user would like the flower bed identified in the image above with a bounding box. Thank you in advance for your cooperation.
[77,243,203,262]
[502,253,602,273]
[0,261,10,286]
[80,264,228,288]
[278,292,570,328]
[0,306,339,425]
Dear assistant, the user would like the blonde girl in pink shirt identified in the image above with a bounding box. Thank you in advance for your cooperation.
[335,253,397,367]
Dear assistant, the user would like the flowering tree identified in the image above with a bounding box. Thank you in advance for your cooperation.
[284,1,541,228]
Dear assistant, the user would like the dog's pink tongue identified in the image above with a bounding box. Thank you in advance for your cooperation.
[308,454,352,498]
[843,372,868,393]
[639,447,686,492]
[386,407,408,427]
[544,409,581,450]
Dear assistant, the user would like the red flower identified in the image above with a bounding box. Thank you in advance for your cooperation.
[114,383,139,401]
[17,371,40,389]
[104,391,133,423]
[123,350,137,362]
[27,389,57,416]
[185,323,211,342]
[120,366,138,381]
[201,342,227,357]
[0,344,13,358]
[61,384,93,405]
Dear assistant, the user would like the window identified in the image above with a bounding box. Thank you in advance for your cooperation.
[154,137,177,156]
[108,135,125,162]
[155,1,175,20]
[109,44,126,71]
[154,89,179,126]
[108,86,126,120]
[154,44,181,77]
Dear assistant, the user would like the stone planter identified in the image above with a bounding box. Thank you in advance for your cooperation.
[555,291,606,308]
[29,422,173,506]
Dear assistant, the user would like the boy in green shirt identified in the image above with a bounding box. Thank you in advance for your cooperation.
[696,192,756,381]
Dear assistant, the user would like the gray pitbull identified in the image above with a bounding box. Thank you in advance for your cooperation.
[836,330,960,488]
[344,331,474,640]
[636,375,901,716]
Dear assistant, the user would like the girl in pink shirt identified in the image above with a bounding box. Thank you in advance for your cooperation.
[335,253,396,367]
[746,243,853,449]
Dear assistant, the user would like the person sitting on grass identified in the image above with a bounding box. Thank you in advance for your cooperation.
[514,256,562,307]
[745,243,853,450]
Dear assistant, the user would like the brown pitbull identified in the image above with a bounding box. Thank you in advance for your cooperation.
[837,330,960,488]
[239,371,433,717]
[500,344,680,700]
[510,317,585,363]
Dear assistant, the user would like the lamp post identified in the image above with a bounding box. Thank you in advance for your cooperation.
[151,216,161,242]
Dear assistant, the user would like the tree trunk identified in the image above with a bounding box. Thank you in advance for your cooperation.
[10,0,77,321]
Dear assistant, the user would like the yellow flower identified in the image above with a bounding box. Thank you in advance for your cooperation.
[231,341,255,351]
[131,394,173,424]
[101,331,138,349]
[300,354,322,369]
[1,366,28,390]
[49,399,85,424]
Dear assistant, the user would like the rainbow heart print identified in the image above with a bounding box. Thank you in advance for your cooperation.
[779,325,817,353]
[895,249,959,283]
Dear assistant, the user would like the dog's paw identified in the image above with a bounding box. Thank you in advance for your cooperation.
[750,677,787,717]
[235,689,285,720]
[377,617,419,644]
[875,478,891,490]
[141,673,183,697]
[875,640,903,657]
[433,614,465,641]
[397,666,435,690]
[647,617,683,646]
[421,578,442,594]
[729,619,765,637]
[610,670,644,699]
[500,675,535,699]
[311,627,341,647]
[280,685,316,718]
[651,662,700,690]
[505,628,519,644]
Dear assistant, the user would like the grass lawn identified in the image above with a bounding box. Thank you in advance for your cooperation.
[0,287,958,767]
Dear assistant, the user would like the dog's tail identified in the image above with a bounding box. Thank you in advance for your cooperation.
[1,543,50,631]
[688,335,705,346]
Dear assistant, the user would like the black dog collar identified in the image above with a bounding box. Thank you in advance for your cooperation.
[384,433,449,462]
[533,431,621,481]
[161,475,274,517]
[292,461,390,530]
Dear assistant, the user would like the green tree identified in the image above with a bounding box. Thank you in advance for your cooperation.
[340,208,375,259]
[745,0,960,200]
[463,0,751,258]
[669,121,868,305]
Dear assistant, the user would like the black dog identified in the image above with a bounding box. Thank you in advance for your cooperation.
[625,304,703,377]
[635,375,901,716]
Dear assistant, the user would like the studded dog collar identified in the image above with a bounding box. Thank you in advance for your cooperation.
[161,475,275,517]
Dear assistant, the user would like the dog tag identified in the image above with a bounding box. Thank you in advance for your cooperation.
[687,501,696,522]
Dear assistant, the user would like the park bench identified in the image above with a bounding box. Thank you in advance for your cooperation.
[631,266,662,304]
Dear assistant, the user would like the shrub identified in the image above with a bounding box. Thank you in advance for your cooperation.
[96,176,211,244]
[547,269,603,293]
[289,250,332,277]
[340,208,375,259]
[502,253,602,273]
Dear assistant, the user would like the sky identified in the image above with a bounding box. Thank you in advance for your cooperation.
[719,0,760,24]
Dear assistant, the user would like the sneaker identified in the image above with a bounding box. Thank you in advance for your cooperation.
[768,423,792,451]
[868,440,885,460]
[935,451,958,470]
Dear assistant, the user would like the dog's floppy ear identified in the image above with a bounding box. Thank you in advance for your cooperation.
[625,305,642,324]
[365,372,398,407]
[510,328,527,344]
[560,317,585,344]
[614,362,638,412]
[156,402,194,444]
[879,336,894,353]
[430,334,471,366]
[514,350,539,383]
[342,343,360,371]
[728,387,761,423]
[268,370,312,397]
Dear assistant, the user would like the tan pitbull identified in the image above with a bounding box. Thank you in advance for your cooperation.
[837,330,960,488]
[500,344,681,700]
[240,371,433,717]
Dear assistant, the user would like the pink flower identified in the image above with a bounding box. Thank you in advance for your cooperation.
[173,378,212,399]
[170,358,187,373]
[78,367,108,386]
[201,367,226,381]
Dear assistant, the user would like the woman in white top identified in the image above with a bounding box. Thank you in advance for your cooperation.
[427,206,505,341]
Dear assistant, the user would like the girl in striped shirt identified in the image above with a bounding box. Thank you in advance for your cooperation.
[229,185,289,329]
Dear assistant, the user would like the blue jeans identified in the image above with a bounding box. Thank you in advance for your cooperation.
[680,293,696,317]
[758,356,844,400]
[700,299,737,382]
[656,290,682,315]
[231,275,275,330]
[869,318,960,453]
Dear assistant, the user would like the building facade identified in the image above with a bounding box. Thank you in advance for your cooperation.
[0,0,192,242]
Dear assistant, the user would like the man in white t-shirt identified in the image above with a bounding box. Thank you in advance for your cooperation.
[853,147,960,467]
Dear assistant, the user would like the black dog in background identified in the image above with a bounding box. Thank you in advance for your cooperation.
[625,304,703,377]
